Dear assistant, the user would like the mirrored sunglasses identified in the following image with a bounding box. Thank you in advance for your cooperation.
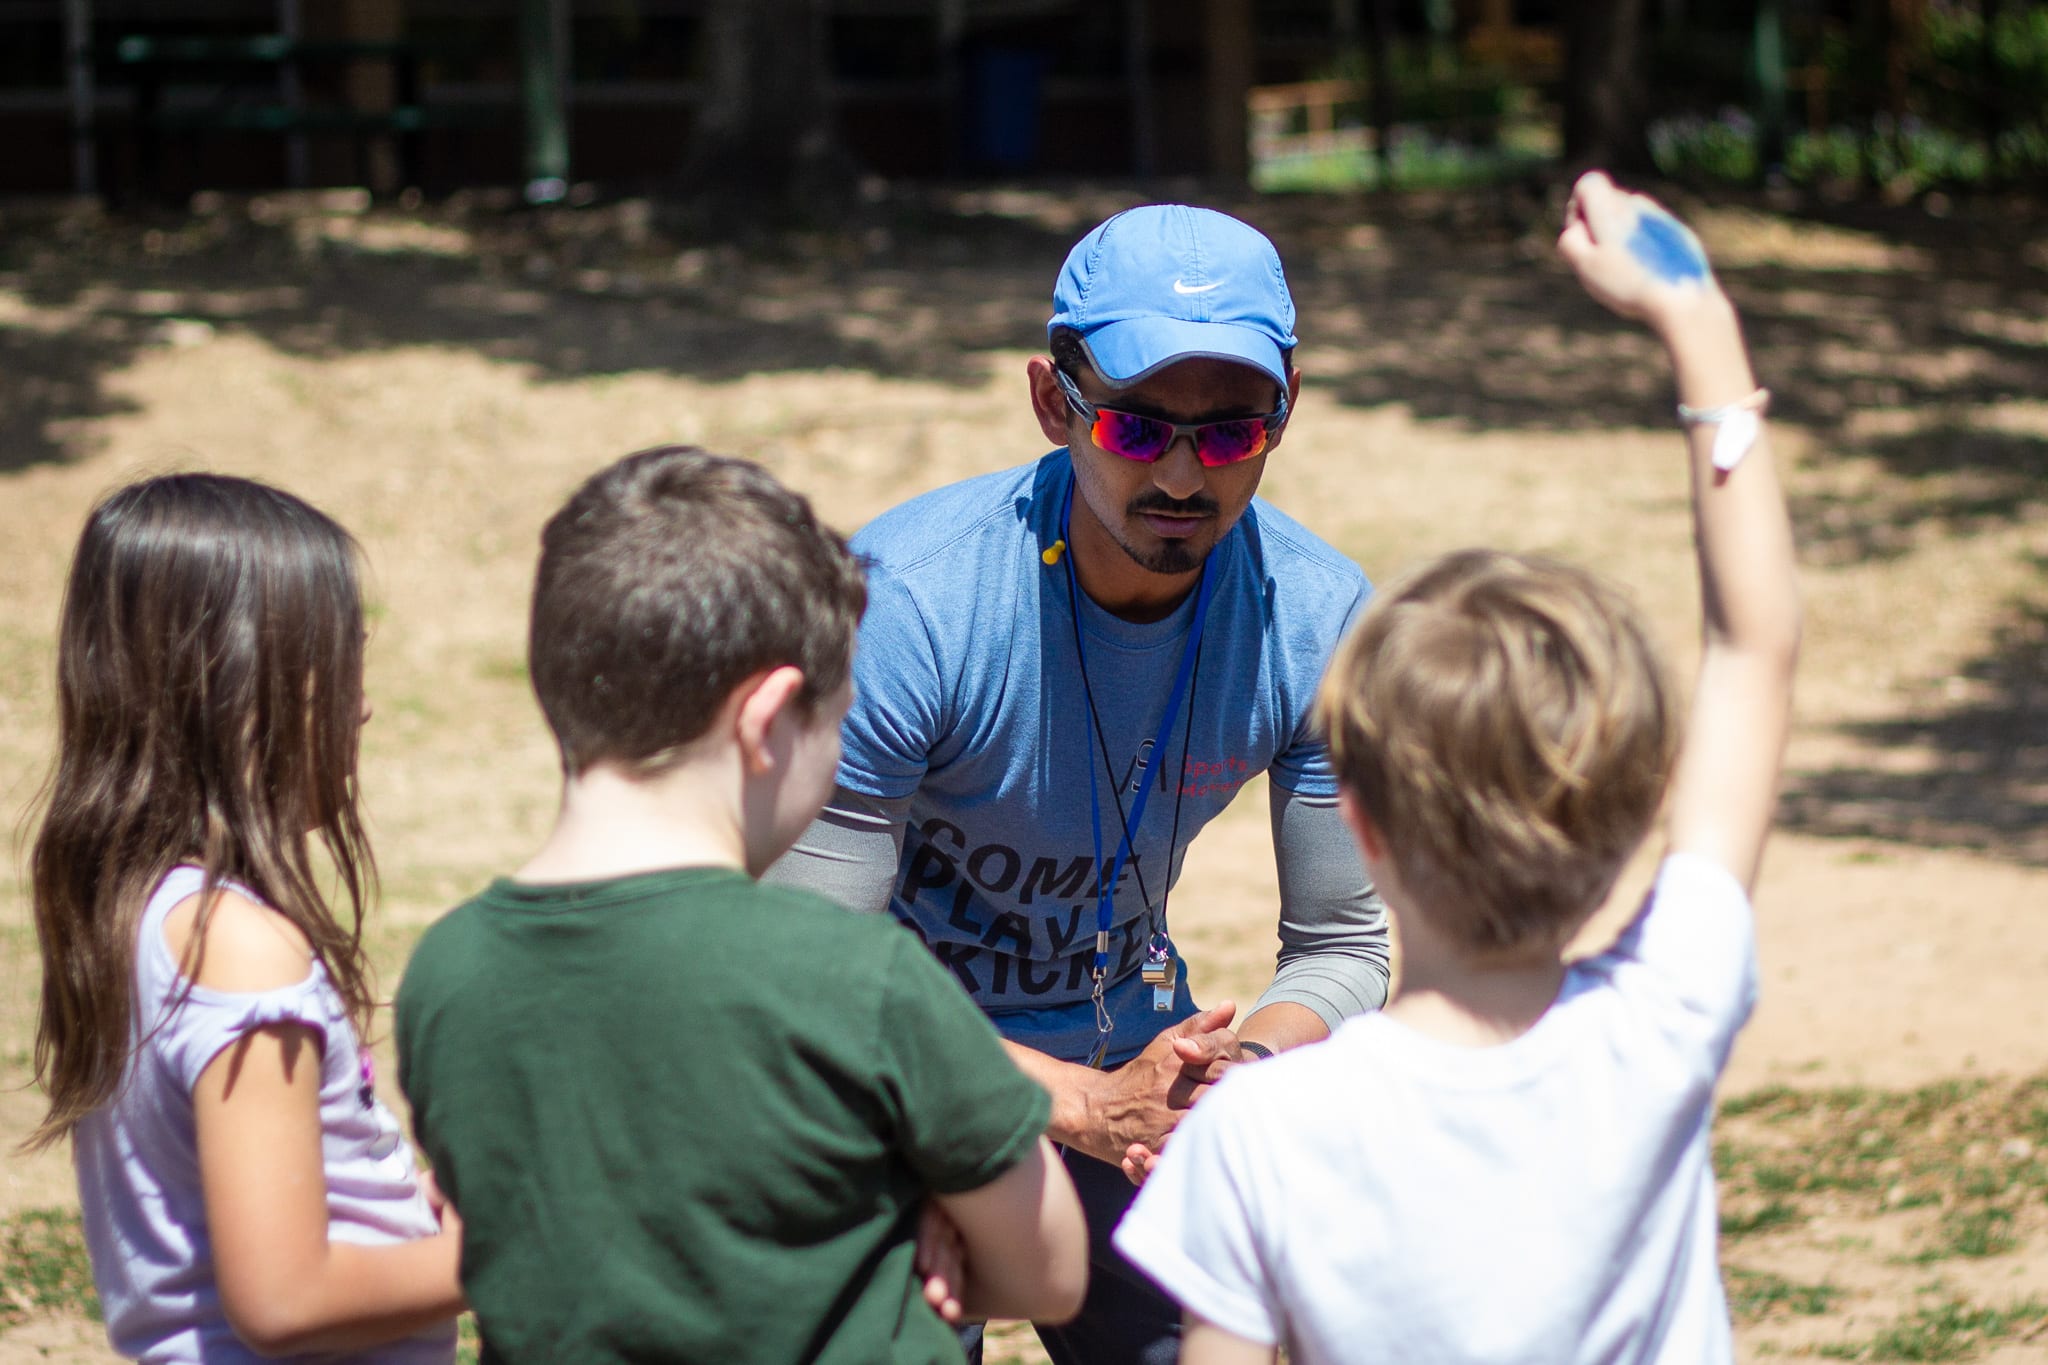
[1055,367,1285,468]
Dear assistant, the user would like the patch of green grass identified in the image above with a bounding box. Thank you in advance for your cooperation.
[1719,1083,1893,1122]
[475,652,528,684]
[0,917,38,958]
[389,693,442,722]
[1725,1266,1841,1322]
[1717,1075,2047,1230]
[1823,1167,1888,1194]
[1714,1141,1751,1178]
[1907,1079,1986,1113]
[1752,1163,1805,1194]
[1719,1084,1807,1119]
[0,1221,475,1351]
[1958,1167,2011,1199]
[1251,138,1551,193]
[2022,1089,2048,1147]
[1910,1207,2018,1262]
[1744,1158,1886,1197]
[1816,1297,2048,1361]
[0,1207,101,1330]
[1721,1199,1804,1237]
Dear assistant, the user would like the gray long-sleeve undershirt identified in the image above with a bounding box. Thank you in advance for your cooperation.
[768,783,1390,1030]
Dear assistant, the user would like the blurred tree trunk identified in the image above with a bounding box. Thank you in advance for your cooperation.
[1862,0,1926,192]
[1882,0,1926,125]
[1753,0,1787,179]
[1561,0,1655,173]
[1981,0,2004,188]
[1365,0,1396,186]
[682,0,857,223]
[1205,0,1254,181]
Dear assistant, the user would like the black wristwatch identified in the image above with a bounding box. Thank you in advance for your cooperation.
[1238,1040,1274,1061]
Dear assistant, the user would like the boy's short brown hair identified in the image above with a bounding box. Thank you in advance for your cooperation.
[530,446,866,777]
[1317,549,1679,951]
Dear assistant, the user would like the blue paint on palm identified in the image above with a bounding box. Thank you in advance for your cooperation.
[1628,208,1710,284]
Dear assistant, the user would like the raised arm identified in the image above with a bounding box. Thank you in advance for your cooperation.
[1556,172,1802,894]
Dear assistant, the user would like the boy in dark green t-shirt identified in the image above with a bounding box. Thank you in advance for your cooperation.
[396,447,1087,1364]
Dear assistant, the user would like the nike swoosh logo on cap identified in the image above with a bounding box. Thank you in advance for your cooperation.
[1172,279,1223,294]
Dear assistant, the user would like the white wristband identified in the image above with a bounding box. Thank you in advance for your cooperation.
[1677,388,1770,473]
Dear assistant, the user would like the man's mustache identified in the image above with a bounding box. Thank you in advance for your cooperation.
[1127,494,1220,518]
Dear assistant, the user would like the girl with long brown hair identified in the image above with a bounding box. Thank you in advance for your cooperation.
[28,473,463,1362]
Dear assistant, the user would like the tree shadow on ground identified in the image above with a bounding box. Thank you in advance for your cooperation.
[1779,568,2048,866]
[0,188,1093,472]
[7,182,2048,466]
[4,184,2047,871]
[1794,426,2048,566]
[1285,191,2048,434]
[1775,422,2048,867]
[0,322,143,473]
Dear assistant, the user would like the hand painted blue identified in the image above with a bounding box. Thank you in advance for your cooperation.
[1628,207,1711,285]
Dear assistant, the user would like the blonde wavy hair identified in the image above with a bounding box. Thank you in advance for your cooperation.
[1317,549,1680,952]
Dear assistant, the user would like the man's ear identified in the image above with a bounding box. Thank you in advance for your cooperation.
[1337,786,1386,862]
[1027,355,1074,447]
[734,665,807,775]
[1266,364,1304,455]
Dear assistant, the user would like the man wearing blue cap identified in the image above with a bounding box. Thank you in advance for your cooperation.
[769,204,1389,1364]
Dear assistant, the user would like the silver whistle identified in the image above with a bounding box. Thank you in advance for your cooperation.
[1142,949,1177,1011]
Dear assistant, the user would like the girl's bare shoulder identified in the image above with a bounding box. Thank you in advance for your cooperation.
[162,887,316,993]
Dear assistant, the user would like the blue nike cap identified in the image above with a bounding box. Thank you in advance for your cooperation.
[1049,204,1297,389]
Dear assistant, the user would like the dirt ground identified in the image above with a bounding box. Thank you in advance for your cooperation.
[1,181,2045,1361]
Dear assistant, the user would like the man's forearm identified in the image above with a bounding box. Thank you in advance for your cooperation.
[1001,1002,1240,1167]
[1001,1039,1103,1154]
[1236,1000,1329,1054]
[1261,784,1392,1028]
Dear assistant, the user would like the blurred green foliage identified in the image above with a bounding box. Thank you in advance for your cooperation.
[1920,3,2048,119]
[1650,1,2048,191]
[1253,43,1543,191]
[1311,45,1517,134]
[1253,133,1548,193]
[1264,3,2048,196]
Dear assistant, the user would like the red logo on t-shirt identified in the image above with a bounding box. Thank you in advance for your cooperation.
[1179,754,1251,799]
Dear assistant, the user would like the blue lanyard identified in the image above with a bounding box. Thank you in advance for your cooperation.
[1057,476,1217,1061]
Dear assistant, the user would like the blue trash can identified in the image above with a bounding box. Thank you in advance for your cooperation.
[967,47,1045,171]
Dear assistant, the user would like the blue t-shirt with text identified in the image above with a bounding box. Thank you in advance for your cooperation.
[843,451,1369,1065]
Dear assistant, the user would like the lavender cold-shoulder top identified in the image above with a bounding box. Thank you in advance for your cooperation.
[72,865,456,1364]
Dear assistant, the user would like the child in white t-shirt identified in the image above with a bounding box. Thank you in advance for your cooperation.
[1112,172,1802,1365]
